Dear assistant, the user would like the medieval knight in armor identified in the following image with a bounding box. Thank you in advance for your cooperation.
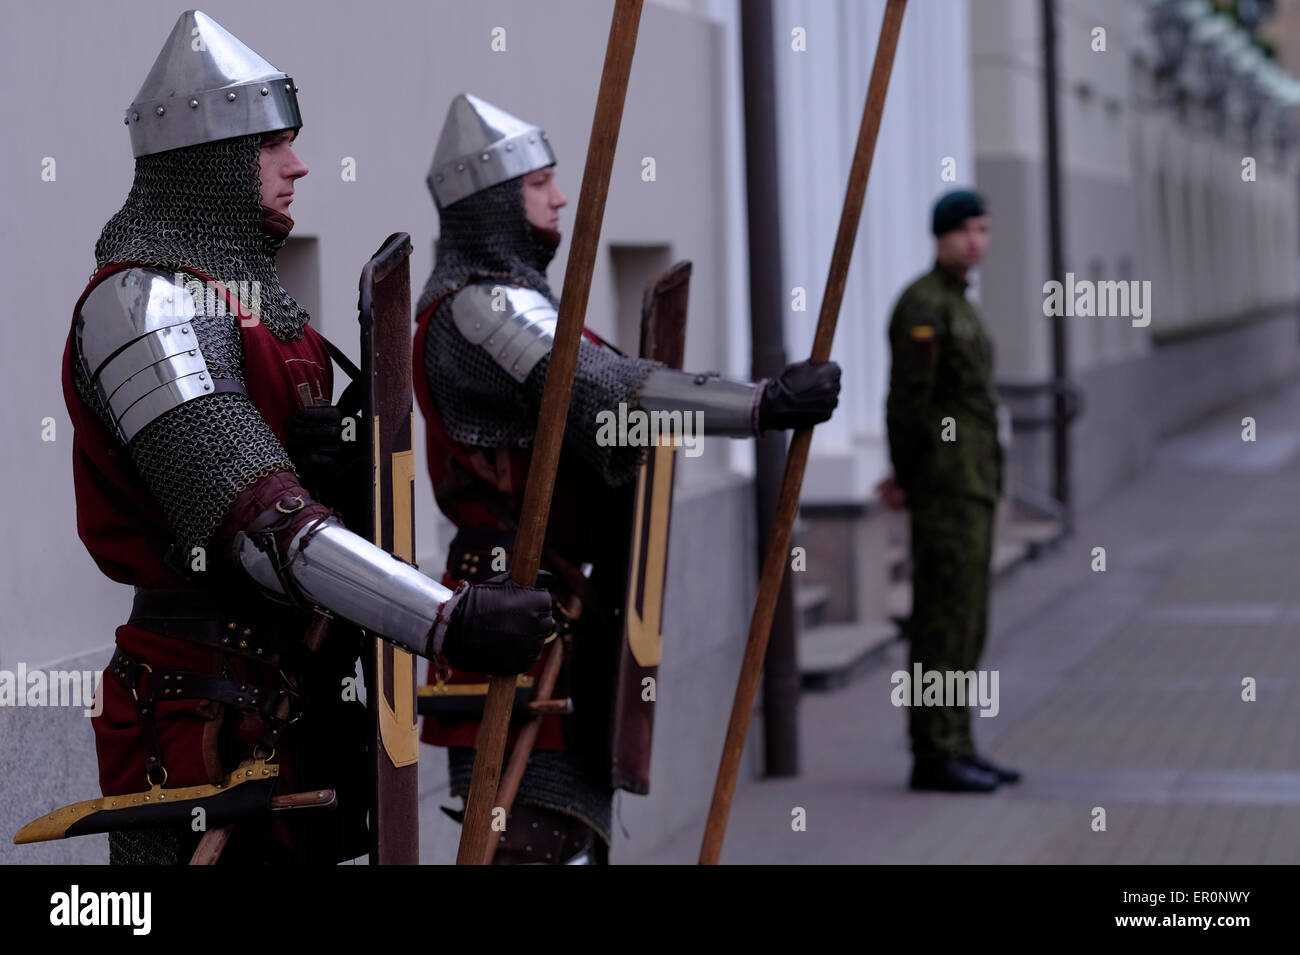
[414,94,842,864]
[58,13,551,865]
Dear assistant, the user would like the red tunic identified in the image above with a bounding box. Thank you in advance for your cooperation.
[63,263,332,798]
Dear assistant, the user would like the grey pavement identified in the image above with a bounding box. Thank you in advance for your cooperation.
[626,378,1300,864]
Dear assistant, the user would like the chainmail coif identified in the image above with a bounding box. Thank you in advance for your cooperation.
[77,132,305,557]
[418,177,658,487]
[95,133,309,342]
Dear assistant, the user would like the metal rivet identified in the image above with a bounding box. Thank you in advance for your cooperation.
[182,327,191,335]
[260,87,269,96]
[242,628,252,637]
[481,152,490,161]
[227,92,237,102]
[227,621,236,629]
[132,111,140,121]
[239,640,247,648]
[505,143,513,151]
[155,106,165,116]
[456,163,465,171]
[189,349,196,356]
[552,830,560,837]
[262,769,269,775]
[203,383,212,392]
[189,99,199,109]
[198,373,206,380]
[123,117,130,125]
[531,822,538,829]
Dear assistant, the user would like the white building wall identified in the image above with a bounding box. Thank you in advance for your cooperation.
[768,0,975,499]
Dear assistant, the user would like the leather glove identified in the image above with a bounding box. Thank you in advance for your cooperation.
[286,398,366,527]
[440,572,554,675]
[757,359,842,431]
[287,403,348,477]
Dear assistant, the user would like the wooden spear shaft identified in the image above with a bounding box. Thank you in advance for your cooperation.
[455,0,645,866]
[698,0,907,866]
[483,639,565,863]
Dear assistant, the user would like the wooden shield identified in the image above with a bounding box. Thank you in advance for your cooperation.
[358,233,418,864]
[609,260,691,794]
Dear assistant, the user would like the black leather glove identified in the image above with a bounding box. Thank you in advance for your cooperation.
[757,359,842,431]
[287,395,366,526]
[441,572,554,675]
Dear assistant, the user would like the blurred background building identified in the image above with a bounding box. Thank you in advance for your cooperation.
[2,0,1298,864]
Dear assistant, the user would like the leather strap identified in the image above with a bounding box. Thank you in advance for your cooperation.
[108,646,290,783]
[128,588,287,666]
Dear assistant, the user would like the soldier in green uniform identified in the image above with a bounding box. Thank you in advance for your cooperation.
[881,189,1021,792]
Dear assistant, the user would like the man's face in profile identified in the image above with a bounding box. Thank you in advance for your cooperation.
[937,214,992,271]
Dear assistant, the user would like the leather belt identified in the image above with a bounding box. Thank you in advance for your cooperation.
[128,587,304,667]
[446,528,609,625]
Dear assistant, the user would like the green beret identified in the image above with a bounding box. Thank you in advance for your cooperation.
[932,189,987,236]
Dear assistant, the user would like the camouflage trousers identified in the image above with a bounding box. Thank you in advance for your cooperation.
[906,496,994,758]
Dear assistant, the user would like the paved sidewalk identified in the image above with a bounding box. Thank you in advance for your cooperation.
[627,380,1300,864]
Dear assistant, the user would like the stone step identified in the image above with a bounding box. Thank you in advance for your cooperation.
[992,537,1031,575]
[799,618,900,691]
[795,581,832,628]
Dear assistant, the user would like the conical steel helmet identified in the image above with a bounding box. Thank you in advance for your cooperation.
[124,9,301,157]
[427,93,556,209]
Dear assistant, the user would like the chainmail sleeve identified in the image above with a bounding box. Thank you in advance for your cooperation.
[521,340,659,487]
[71,307,296,557]
[423,292,659,488]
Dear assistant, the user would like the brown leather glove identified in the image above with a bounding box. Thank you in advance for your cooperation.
[440,572,555,675]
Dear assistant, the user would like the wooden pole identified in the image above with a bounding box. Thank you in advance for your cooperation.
[482,641,566,863]
[456,0,645,866]
[188,825,233,865]
[698,0,907,866]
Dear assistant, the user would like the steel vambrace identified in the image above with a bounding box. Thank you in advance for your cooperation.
[636,367,762,438]
[234,516,461,659]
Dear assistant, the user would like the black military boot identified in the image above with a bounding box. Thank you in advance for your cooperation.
[910,755,999,793]
[962,753,1021,784]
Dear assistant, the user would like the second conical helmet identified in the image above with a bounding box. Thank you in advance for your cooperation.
[428,93,556,210]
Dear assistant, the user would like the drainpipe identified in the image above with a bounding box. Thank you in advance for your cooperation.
[741,0,799,777]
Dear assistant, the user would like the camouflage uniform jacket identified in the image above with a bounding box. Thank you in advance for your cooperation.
[886,261,1003,505]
